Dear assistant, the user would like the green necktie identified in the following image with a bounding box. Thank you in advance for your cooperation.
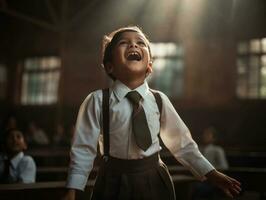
[126,91,152,151]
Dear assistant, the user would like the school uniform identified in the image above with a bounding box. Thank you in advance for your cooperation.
[0,152,36,183]
[66,80,214,199]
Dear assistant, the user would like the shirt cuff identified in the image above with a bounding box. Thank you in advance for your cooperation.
[178,154,215,181]
[66,173,88,191]
[191,156,215,180]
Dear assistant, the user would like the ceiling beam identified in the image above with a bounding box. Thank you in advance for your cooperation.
[45,0,59,25]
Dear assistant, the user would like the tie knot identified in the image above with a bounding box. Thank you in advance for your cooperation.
[126,91,142,105]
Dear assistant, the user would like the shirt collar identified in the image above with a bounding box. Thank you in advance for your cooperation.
[112,80,150,101]
[10,152,24,169]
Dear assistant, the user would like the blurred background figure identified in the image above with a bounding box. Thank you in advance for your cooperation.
[26,121,50,147]
[191,126,229,200]
[4,116,18,131]
[1,116,19,152]
[0,128,36,183]
[200,126,228,170]
[52,123,68,147]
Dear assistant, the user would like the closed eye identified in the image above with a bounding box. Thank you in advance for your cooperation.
[118,40,127,45]
[137,40,146,46]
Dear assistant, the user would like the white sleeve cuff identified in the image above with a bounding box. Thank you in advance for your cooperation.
[178,154,215,181]
[66,173,88,191]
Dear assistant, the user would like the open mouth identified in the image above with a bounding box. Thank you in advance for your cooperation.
[126,52,142,61]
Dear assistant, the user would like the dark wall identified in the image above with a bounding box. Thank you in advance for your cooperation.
[0,0,266,150]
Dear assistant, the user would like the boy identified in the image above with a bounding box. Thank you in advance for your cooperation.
[0,128,36,183]
[64,26,241,200]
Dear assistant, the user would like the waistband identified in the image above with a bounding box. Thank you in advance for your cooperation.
[103,153,160,173]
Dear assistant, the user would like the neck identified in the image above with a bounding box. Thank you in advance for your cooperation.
[119,78,145,90]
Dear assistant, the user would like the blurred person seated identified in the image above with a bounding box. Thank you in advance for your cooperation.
[192,126,229,200]
[200,126,228,170]
[52,123,69,147]
[26,121,50,147]
[1,116,18,152]
[0,128,36,183]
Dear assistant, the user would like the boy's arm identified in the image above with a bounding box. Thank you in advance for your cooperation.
[205,170,241,198]
[66,92,101,191]
[158,92,214,180]
[62,189,76,200]
[158,92,241,198]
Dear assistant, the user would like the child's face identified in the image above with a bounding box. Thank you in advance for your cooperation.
[6,130,27,154]
[202,130,215,145]
[107,31,152,82]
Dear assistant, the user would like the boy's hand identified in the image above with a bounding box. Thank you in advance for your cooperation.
[62,189,76,200]
[205,170,241,199]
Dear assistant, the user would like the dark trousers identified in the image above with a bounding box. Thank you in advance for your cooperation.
[91,153,176,200]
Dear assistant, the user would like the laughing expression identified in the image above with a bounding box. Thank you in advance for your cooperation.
[107,31,152,82]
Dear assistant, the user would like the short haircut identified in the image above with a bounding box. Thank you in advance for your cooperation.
[204,126,218,138]
[0,128,25,152]
[101,26,152,80]
[3,128,24,143]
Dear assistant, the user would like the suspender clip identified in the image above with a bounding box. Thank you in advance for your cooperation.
[103,155,109,162]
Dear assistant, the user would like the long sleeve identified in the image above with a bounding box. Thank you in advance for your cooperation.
[159,92,214,181]
[66,91,101,190]
[17,156,36,183]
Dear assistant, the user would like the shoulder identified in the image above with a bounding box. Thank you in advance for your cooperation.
[149,89,174,110]
[17,155,36,173]
[20,155,35,165]
[149,89,169,100]
[215,145,225,152]
[80,89,104,107]
[211,145,225,153]
[84,89,103,101]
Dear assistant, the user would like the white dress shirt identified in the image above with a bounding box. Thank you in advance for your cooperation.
[0,152,36,183]
[66,80,214,190]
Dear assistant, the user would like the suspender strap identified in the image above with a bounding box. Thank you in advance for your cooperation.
[102,88,110,161]
[149,89,162,121]
[149,89,165,148]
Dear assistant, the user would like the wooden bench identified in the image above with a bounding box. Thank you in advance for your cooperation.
[0,181,94,200]
[0,175,196,200]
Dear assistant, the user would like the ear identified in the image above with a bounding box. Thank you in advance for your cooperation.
[105,62,114,74]
[22,139,28,151]
[146,61,153,74]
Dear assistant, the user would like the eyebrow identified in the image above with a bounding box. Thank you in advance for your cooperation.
[117,35,147,43]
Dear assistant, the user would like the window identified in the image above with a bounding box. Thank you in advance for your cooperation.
[21,56,61,105]
[236,38,266,99]
[148,43,184,98]
[0,64,7,99]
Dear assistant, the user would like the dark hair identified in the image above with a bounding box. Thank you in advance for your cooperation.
[204,126,218,139]
[101,26,152,80]
[3,128,24,142]
[0,128,23,152]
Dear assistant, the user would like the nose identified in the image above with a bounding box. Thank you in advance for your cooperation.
[129,41,138,48]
